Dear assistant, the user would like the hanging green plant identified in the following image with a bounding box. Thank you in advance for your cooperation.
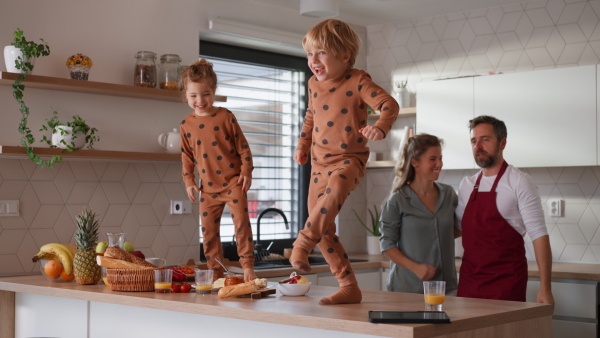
[9,28,99,168]
[40,110,99,151]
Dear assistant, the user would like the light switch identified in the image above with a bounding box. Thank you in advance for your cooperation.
[0,200,19,217]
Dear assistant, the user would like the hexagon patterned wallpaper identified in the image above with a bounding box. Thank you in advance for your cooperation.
[360,0,600,263]
[0,158,199,276]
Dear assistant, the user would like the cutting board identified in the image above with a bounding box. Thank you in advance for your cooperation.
[237,288,276,299]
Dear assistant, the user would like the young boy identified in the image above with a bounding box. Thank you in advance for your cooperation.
[180,59,257,282]
[291,19,399,305]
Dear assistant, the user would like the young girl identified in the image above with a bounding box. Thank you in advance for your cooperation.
[290,19,399,305]
[179,59,256,282]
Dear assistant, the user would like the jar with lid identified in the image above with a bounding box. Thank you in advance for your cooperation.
[134,51,156,88]
[159,54,182,90]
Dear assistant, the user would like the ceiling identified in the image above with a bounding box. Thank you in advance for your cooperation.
[254,0,536,26]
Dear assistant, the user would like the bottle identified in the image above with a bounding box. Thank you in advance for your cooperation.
[134,51,156,88]
[159,54,182,90]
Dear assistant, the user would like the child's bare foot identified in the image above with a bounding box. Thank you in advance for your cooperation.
[289,248,312,273]
[243,267,257,282]
[319,285,362,305]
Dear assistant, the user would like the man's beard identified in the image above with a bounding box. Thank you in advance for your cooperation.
[474,150,500,168]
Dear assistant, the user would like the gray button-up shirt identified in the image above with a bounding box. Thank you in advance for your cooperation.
[380,182,458,294]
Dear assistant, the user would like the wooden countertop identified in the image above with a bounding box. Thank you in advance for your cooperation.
[0,275,551,338]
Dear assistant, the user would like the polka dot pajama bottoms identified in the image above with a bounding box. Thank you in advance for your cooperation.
[200,182,254,279]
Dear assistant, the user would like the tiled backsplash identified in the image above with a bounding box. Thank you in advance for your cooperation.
[0,158,200,276]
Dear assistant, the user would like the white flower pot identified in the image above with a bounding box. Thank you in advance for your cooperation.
[396,87,411,108]
[366,235,381,255]
[4,45,35,74]
[52,126,85,149]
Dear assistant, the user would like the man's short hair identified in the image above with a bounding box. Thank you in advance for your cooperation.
[469,115,507,140]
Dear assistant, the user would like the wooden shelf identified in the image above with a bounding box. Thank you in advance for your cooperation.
[0,72,227,103]
[366,160,396,169]
[0,146,180,162]
[368,106,416,119]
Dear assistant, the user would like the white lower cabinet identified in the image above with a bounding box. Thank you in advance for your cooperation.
[317,269,381,291]
[527,278,597,338]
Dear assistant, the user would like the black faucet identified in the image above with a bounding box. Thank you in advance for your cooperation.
[256,208,289,243]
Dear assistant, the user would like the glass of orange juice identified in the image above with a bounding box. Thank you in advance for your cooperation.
[154,269,173,293]
[195,269,214,295]
[423,281,446,311]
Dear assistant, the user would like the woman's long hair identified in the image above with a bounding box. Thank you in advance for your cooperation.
[390,133,443,195]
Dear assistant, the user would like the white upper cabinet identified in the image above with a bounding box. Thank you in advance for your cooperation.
[417,65,597,168]
[417,77,475,169]
[474,65,596,168]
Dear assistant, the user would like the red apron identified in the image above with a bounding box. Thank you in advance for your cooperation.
[457,161,527,301]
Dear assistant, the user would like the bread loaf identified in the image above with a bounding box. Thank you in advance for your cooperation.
[218,281,256,298]
[104,247,156,268]
[96,255,154,269]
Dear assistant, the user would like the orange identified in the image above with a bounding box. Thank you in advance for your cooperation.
[60,269,74,281]
[44,260,63,279]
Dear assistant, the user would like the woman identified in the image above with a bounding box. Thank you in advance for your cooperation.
[380,133,459,294]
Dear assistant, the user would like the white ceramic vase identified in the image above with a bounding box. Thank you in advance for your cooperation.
[52,126,85,149]
[396,87,411,108]
[366,235,381,255]
[4,46,35,74]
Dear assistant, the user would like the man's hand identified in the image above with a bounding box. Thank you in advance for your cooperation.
[186,185,199,202]
[293,149,308,165]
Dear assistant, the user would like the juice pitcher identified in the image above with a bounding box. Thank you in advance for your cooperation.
[107,233,127,250]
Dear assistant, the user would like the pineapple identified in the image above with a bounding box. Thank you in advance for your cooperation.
[73,208,101,285]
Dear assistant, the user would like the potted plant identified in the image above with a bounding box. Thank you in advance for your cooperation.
[7,29,98,168]
[352,205,382,255]
[40,110,99,151]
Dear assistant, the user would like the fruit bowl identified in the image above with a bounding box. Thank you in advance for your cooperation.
[39,259,74,283]
[277,282,311,296]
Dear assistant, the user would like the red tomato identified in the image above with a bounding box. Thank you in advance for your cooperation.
[171,283,181,293]
[180,283,192,293]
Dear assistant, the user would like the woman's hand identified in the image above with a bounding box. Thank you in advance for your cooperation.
[186,185,199,202]
[413,263,437,281]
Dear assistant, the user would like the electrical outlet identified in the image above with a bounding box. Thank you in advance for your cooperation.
[170,200,192,215]
[546,199,563,217]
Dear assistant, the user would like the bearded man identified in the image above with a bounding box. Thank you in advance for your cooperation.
[456,115,554,306]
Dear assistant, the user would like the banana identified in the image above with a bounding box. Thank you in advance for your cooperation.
[54,243,75,261]
[33,243,73,275]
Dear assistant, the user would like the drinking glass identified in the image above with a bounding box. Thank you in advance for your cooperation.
[195,269,214,295]
[423,281,446,311]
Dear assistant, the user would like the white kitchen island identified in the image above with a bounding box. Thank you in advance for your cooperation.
[0,275,551,338]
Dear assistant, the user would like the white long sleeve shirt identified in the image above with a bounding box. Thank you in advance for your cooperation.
[456,165,548,242]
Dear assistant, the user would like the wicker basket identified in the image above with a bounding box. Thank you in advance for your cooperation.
[106,268,155,292]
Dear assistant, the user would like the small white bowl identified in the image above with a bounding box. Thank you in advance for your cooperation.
[277,282,311,296]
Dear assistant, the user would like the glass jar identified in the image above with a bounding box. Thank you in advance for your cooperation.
[134,51,156,88]
[158,54,182,90]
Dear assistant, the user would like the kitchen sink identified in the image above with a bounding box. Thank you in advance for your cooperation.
[252,256,368,270]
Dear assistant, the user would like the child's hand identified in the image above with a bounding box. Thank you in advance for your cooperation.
[186,185,200,202]
[293,149,308,165]
[359,126,384,141]
[238,175,252,192]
